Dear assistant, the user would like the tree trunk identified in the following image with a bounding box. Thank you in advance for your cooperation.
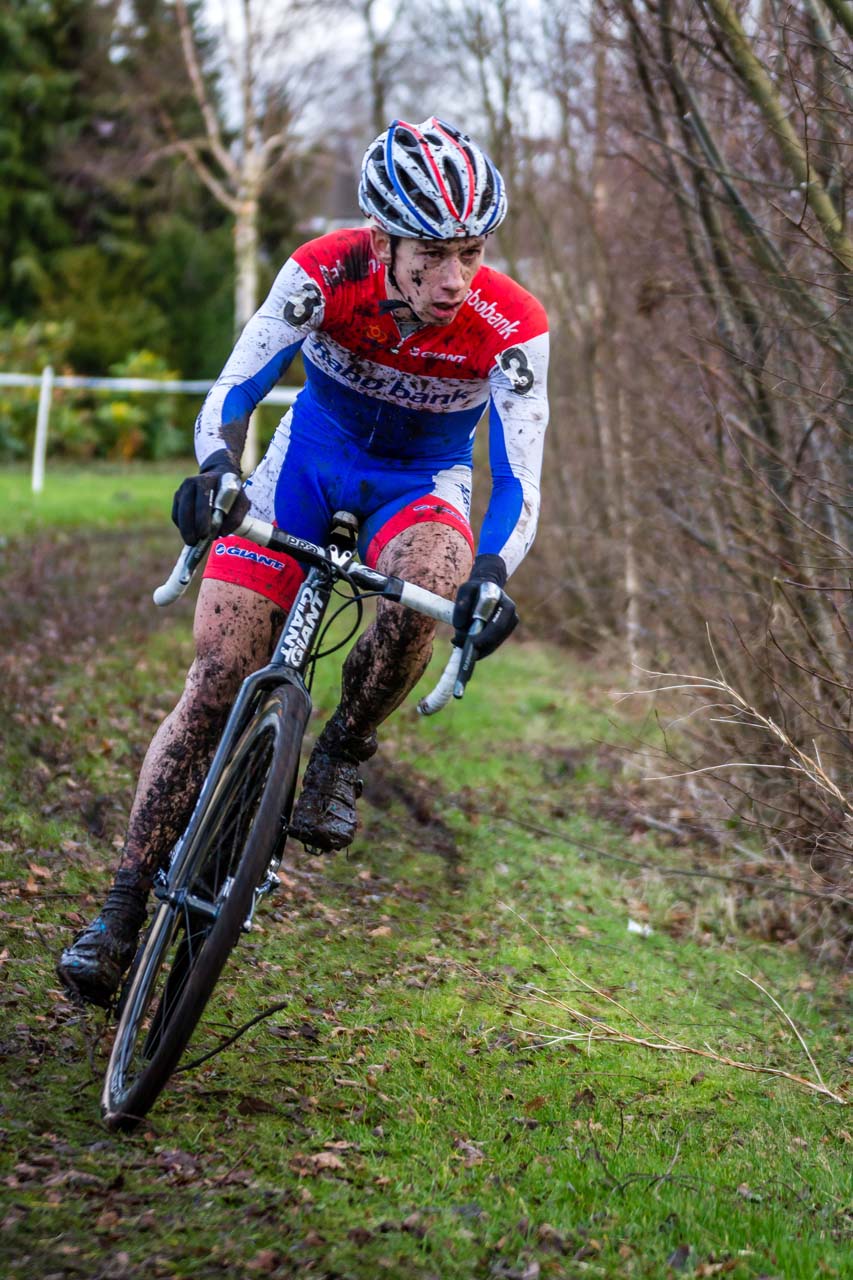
[234,190,260,470]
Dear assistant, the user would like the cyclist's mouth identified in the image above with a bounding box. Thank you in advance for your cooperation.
[432,301,462,320]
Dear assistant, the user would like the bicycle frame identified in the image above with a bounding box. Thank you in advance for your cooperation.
[102,504,497,1127]
[153,509,460,924]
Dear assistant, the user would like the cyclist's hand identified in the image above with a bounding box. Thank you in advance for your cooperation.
[171,450,250,546]
[453,554,518,658]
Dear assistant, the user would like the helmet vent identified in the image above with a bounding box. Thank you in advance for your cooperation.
[358,116,507,239]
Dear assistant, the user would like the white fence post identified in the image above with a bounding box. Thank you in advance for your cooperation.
[243,413,258,474]
[31,364,54,494]
[0,372,296,483]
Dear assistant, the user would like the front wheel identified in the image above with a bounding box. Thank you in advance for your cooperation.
[101,682,309,1130]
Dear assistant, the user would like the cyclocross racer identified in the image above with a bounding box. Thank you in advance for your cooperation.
[58,116,550,1007]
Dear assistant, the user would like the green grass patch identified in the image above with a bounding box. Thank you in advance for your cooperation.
[0,460,189,534]
[1,595,852,1279]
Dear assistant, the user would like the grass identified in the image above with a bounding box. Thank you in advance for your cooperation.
[1,466,851,1278]
[1,613,852,1279]
[0,459,188,534]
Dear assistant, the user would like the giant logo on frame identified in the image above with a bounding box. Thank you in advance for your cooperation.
[280,585,323,667]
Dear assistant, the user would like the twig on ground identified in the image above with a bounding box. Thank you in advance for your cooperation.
[482,811,851,905]
[176,999,290,1072]
[475,906,847,1106]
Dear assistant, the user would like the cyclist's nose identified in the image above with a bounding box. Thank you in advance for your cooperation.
[438,255,466,294]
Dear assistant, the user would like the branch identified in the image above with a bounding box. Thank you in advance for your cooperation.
[683,86,853,366]
[154,118,240,216]
[703,0,853,271]
[821,0,853,40]
[174,0,237,185]
[477,911,848,1106]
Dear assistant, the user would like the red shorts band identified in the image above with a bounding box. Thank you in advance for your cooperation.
[364,496,474,568]
[202,534,307,610]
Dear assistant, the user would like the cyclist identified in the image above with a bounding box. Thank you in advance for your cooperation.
[58,117,550,1007]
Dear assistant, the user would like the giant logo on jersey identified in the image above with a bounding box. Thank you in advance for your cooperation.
[215,543,283,570]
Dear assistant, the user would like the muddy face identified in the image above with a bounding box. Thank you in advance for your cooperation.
[370,228,485,328]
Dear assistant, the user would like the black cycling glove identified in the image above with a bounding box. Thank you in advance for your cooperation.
[171,450,250,546]
[453,553,519,658]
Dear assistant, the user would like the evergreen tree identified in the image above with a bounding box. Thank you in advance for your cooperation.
[0,0,88,318]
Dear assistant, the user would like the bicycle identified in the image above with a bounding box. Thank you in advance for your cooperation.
[101,475,500,1130]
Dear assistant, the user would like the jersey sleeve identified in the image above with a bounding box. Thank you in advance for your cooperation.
[478,329,550,576]
[194,257,327,468]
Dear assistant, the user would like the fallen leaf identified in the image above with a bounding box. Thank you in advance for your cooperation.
[237,1095,279,1116]
[667,1244,692,1271]
[452,1137,486,1167]
[290,1151,346,1177]
[245,1249,280,1273]
[537,1223,567,1251]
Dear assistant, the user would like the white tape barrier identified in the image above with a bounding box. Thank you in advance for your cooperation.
[0,371,297,493]
[0,372,298,401]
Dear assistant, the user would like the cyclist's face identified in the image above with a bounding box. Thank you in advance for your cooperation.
[373,230,485,326]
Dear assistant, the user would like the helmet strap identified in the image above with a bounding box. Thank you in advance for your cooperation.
[380,234,425,331]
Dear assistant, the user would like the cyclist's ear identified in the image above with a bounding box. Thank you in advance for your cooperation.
[370,225,392,266]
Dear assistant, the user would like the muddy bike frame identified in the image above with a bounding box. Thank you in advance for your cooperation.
[149,477,500,921]
[101,480,500,1126]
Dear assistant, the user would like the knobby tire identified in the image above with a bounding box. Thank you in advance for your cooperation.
[101,683,308,1130]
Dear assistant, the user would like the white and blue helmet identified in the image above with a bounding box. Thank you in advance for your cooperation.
[359,117,507,239]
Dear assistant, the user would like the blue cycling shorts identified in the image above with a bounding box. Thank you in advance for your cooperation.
[203,403,475,608]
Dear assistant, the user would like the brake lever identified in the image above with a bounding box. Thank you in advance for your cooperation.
[210,471,244,535]
[153,472,246,606]
[452,581,502,699]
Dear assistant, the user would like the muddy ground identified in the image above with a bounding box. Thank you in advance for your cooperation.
[0,527,182,702]
[0,526,460,866]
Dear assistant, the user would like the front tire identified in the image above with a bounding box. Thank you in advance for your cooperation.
[101,683,309,1130]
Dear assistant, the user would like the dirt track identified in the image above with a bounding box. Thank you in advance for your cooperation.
[0,527,189,709]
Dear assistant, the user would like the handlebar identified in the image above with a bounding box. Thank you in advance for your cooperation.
[153,480,500,715]
[417,581,501,715]
[153,474,244,606]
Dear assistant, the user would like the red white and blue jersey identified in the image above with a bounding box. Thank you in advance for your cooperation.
[195,228,549,575]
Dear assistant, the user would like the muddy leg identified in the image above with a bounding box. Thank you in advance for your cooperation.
[338,523,473,735]
[118,579,284,885]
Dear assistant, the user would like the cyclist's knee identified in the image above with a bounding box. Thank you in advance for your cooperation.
[376,523,473,598]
